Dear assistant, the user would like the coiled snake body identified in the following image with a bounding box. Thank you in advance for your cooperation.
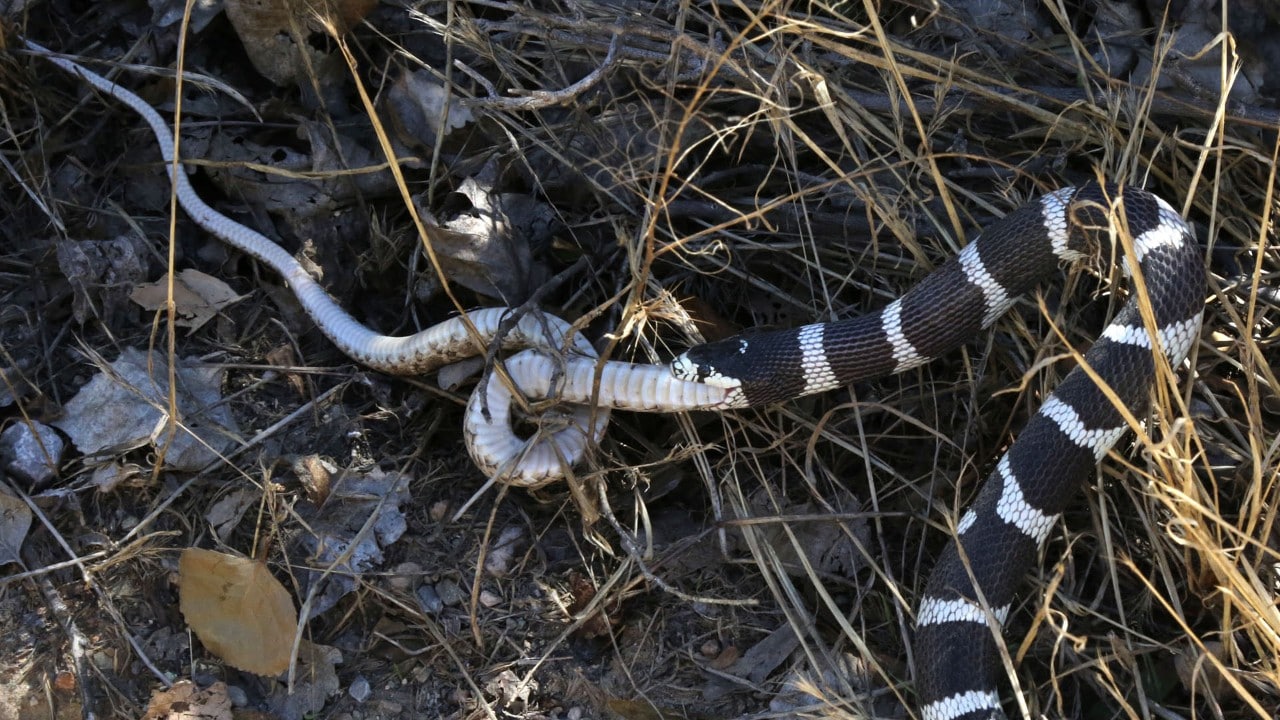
[30,42,1205,720]
[674,185,1205,719]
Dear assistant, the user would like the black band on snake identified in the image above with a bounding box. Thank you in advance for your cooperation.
[672,184,1205,720]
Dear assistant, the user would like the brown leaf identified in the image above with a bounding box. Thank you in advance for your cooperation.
[293,454,334,506]
[566,571,618,639]
[223,0,374,85]
[264,344,308,398]
[130,269,245,331]
[178,548,297,676]
[52,671,76,693]
[223,0,323,86]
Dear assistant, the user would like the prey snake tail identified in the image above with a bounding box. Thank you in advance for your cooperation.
[28,40,1205,720]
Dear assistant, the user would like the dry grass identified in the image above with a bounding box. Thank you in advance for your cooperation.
[2,1,1277,719]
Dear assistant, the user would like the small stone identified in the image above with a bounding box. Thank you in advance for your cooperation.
[349,675,371,702]
[0,421,63,486]
[416,585,443,614]
[434,578,464,606]
[89,650,114,672]
[226,684,249,707]
[389,562,421,592]
[478,590,502,608]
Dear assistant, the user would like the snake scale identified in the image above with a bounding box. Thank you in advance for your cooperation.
[28,40,1205,720]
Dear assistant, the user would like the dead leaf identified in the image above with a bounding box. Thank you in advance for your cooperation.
[416,162,552,304]
[296,117,396,197]
[483,526,524,577]
[89,461,148,493]
[178,548,297,677]
[204,489,259,542]
[385,69,474,149]
[52,671,75,693]
[484,669,533,711]
[702,623,800,701]
[141,679,232,720]
[265,640,342,720]
[264,345,307,398]
[292,468,410,618]
[293,454,335,506]
[738,490,868,579]
[0,489,32,566]
[708,645,739,670]
[52,348,240,473]
[566,571,618,639]
[130,269,245,331]
[204,129,338,218]
[147,0,224,32]
[223,0,326,86]
[223,0,374,86]
[55,236,146,325]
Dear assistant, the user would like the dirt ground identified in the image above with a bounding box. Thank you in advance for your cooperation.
[2,1,1279,719]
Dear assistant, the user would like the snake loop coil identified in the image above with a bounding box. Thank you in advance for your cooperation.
[29,41,1205,720]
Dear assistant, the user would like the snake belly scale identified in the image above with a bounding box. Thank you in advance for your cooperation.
[28,40,1205,720]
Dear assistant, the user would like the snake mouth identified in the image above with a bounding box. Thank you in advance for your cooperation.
[671,356,744,391]
[668,353,702,382]
[671,345,748,387]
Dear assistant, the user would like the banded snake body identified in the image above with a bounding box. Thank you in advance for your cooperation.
[28,41,1206,720]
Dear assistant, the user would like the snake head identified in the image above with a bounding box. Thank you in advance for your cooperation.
[671,337,749,387]
[671,334,807,407]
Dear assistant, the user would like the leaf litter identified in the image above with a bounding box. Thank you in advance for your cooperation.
[52,348,240,473]
[290,467,411,619]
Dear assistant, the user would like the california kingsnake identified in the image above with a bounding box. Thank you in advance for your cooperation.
[673,184,1205,718]
[29,41,1206,720]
